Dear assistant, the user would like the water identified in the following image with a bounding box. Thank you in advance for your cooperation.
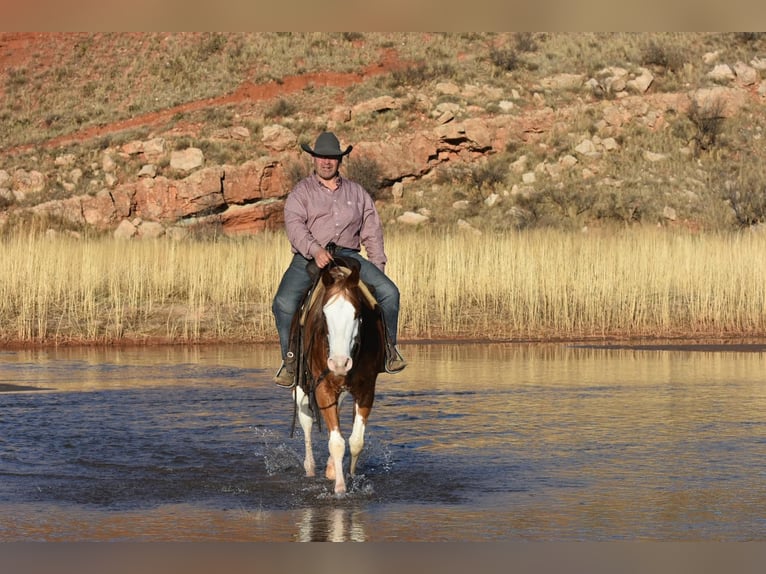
[1,342,764,541]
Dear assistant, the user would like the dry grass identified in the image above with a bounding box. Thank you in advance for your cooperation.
[392,227,766,340]
[0,232,291,344]
[2,228,765,346]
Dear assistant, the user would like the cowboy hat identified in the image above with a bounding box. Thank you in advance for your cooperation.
[300,132,353,157]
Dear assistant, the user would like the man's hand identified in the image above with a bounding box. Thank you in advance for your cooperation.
[314,247,334,268]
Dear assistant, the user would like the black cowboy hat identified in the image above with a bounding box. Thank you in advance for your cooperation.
[300,132,353,158]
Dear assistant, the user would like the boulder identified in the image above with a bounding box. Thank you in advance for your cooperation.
[222,158,286,204]
[217,201,284,235]
[170,148,204,171]
[261,124,297,152]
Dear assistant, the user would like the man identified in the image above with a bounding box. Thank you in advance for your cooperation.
[271,131,406,387]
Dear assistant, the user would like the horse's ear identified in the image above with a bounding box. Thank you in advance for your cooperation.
[321,269,335,287]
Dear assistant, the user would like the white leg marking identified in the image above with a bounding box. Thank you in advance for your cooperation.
[328,429,346,494]
[295,386,315,477]
[348,404,366,476]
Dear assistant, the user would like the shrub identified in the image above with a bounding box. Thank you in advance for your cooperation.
[489,47,520,73]
[284,157,310,189]
[0,193,15,210]
[514,32,539,53]
[345,155,383,198]
[687,97,726,154]
[197,33,227,60]
[515,182,600,229]
[5,67,28,91]
[723,165,766,227]
[733,32,765,44]
[470,156,510,190]
[265,98,297,119]
[341,32,364,42]
[388,62,456,88]
[640,39,685,73]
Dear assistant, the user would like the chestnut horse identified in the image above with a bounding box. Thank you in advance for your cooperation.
[292,256,385,495]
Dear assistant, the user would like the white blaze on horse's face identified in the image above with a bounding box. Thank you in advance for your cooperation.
[323,293,359,376]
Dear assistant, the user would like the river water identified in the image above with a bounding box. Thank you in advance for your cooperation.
[1,342,764,542]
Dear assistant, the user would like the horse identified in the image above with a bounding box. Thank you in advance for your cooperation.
[291,255,385,495]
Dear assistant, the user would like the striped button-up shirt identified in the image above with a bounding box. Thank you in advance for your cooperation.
[284,173,388,272]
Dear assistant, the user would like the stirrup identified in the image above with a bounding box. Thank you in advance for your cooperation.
[384,345,407,374]
[273,354,296,389]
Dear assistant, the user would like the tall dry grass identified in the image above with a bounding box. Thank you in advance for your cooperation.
[0,232,292,344]
[391,228,766,340]
[1,228,765,345]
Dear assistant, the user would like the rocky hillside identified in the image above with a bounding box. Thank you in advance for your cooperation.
[2,32,766,238]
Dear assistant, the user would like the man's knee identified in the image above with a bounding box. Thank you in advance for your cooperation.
[375,282,400,307]
[272,293,299,318]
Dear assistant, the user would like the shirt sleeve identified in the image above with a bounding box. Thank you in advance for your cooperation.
[284,182,322,259]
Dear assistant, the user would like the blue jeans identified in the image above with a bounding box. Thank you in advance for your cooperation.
[272,249,400,359]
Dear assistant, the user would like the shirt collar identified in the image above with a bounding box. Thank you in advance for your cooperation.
[313,172,342,191]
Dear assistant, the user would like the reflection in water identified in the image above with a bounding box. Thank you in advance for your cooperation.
[296,507,366,542]
[1,342,765,541]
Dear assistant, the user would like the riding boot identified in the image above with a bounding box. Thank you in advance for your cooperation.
[273,351,297,388]
[384,343,407,374]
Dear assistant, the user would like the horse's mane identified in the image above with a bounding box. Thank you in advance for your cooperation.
[323,267,362,313]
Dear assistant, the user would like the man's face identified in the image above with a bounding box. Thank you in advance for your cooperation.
[313,155,341,182]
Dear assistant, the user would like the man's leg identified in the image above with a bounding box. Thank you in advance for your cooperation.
[342,251,407,373]
[271,254,314,385]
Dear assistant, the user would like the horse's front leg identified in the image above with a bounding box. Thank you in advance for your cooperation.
[326,426,346,494]
[349,403,370,477]
[294,386,315,477]
[317,387,346,494]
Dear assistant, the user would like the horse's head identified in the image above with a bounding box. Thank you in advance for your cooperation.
[320,263,362,377]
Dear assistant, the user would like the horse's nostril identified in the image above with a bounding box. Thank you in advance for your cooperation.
[327,356,353,373]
